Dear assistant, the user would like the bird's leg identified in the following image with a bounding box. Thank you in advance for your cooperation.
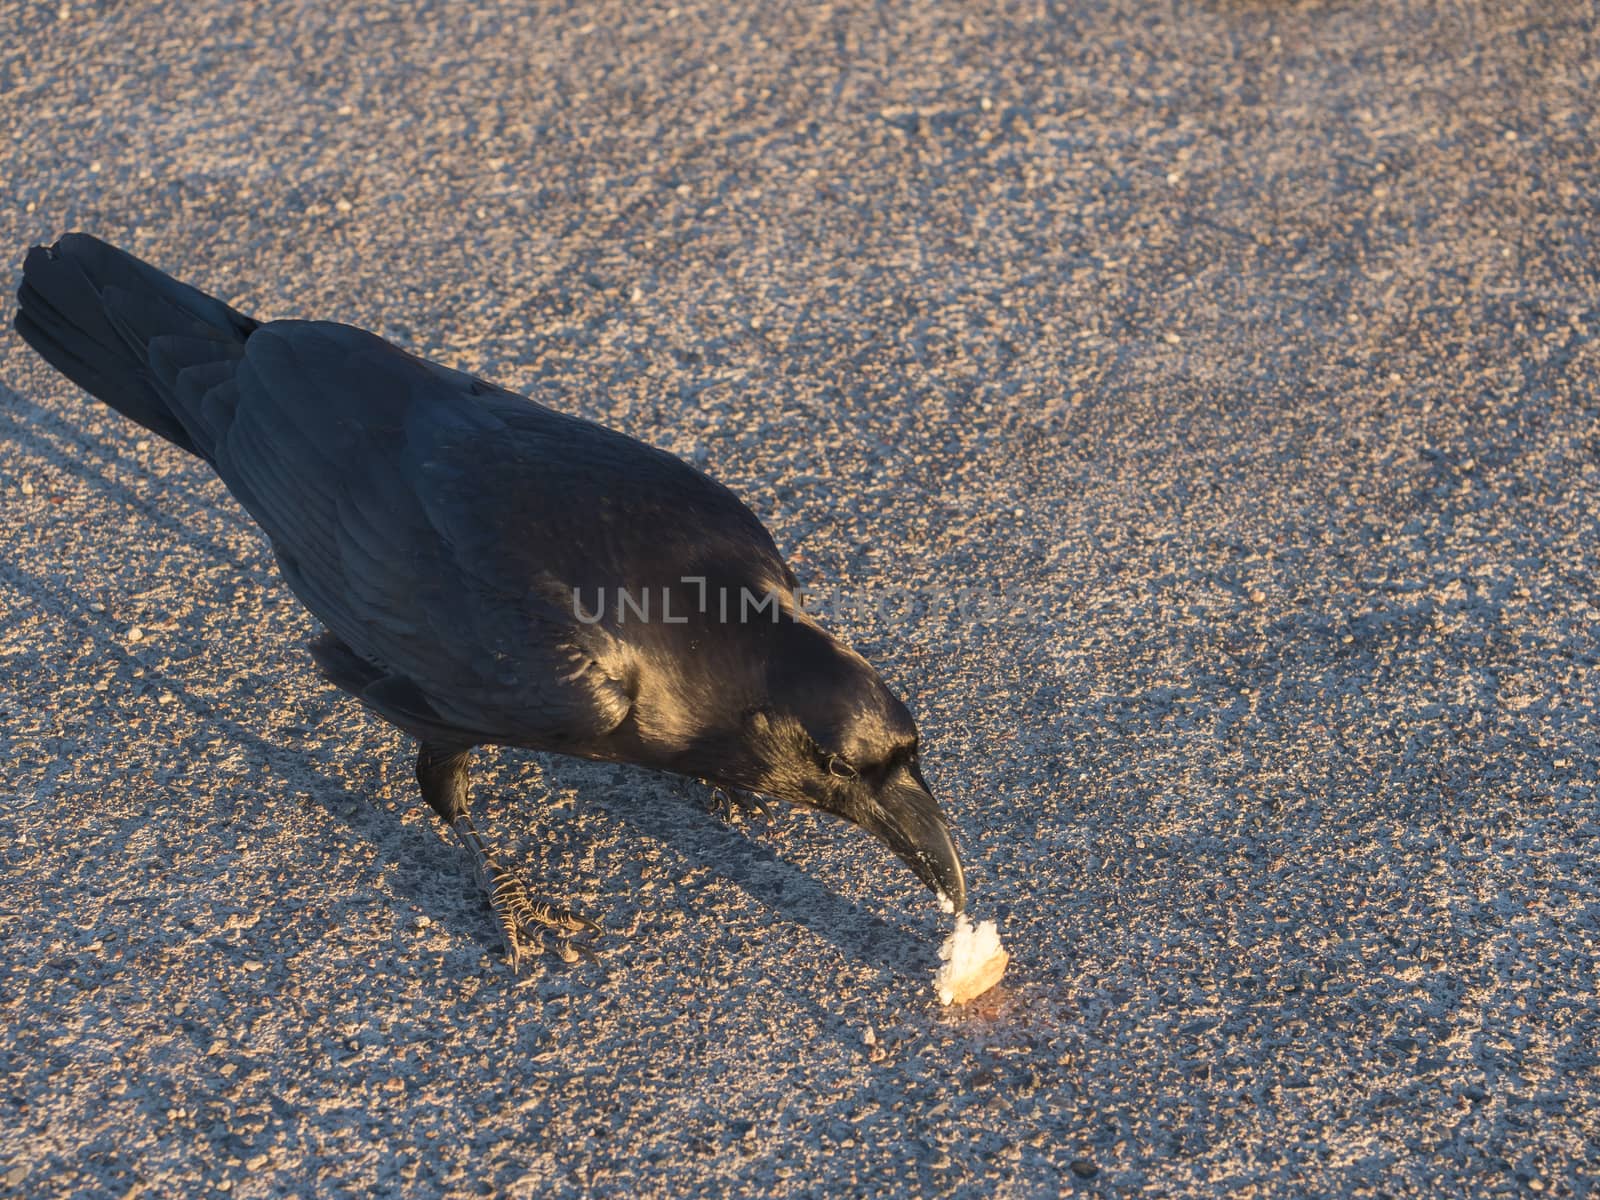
[415,743,601,970]
[700,779,774,826]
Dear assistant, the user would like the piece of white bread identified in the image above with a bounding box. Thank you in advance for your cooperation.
[934,914,1009,1005]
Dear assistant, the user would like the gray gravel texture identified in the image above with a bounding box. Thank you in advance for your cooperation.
[2,1,1598,1197]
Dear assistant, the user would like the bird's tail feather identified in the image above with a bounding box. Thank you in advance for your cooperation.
[13,233,258,461]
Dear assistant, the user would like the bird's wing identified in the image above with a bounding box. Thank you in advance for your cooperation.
[157,319,636,744]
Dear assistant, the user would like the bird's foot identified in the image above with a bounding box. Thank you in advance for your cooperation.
[702,781,773,826]
[450,816,601,970]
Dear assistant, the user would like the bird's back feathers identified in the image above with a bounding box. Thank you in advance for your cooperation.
[15,234,794,759]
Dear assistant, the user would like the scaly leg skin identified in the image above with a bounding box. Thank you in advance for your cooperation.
[449,812,600,968]
[416,741,600,970]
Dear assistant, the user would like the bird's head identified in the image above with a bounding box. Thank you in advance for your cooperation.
[734,619,967,913]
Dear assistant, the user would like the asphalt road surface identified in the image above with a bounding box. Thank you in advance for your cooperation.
[2,2,1597,1197]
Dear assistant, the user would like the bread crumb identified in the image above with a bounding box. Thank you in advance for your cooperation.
[934,914,1008,1005]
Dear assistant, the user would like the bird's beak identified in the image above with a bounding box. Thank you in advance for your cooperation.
[858,763,967,913]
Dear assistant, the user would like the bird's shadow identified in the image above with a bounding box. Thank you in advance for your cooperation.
[0,376,940,979]
[9,540,931,970]
[545,758,940,975]
[0,380,947,1075]
[0,383,268,577]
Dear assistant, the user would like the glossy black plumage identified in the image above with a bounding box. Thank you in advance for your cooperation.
[15,233,966,964]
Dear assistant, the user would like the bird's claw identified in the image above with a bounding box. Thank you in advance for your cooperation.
[492,871,603,970]
[502,920,598,971]
[703,782,773,826]
[453,817,602,970]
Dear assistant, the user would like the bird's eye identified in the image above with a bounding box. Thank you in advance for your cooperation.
[826,754,858,780]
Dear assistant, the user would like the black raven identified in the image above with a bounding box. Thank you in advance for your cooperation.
[14,233,966,967]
